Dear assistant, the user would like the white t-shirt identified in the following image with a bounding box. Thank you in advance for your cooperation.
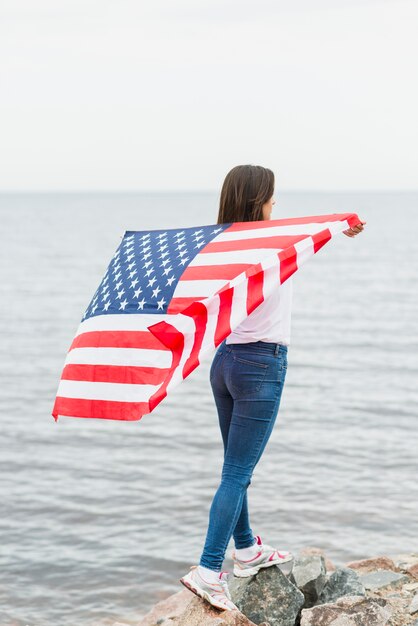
[225,277,293,345]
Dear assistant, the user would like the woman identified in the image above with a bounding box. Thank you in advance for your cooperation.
[180,165,366,611]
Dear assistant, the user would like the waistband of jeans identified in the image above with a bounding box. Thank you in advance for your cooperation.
[224,340,288,355]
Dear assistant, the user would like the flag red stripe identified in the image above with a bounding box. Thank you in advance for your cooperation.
[279,246,298,283]
[347,214,363,228]
[61,363,170,385]
[202,234,306,253]
[224,213,359,231]
[214,286,234,347]
[52,397,149,421]
[147,321,185,412]
[168,296,206,314]
[246,263,265,315]
[180,263,253,280]
[70,330,170,351]
[182,302,208,379]
[312,228,332,252]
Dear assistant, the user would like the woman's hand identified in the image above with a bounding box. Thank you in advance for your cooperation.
[343,220,366,237]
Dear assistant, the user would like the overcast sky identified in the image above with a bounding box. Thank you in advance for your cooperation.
[0,0,416,191]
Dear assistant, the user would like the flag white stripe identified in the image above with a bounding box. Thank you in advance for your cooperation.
[261,256,282,296]
[294,237,315,269]
[203,295,222,352]
[65,347,172,368]
[330,219,351,236]
[228,279,250,332]
[173,279,226,298]
[216,222,343,241]
[76,313,172,334]
[57,379,159,402]
[161,314,197,392]
[190,248,282,266]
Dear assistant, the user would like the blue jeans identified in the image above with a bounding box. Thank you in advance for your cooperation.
[199,339,288,571]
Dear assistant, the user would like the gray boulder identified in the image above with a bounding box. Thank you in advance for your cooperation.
[359,569,410,591]
[288,555,327,608]
[229,565,305,626]
[316,566,366,605]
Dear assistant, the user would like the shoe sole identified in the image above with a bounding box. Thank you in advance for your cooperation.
[233,554,294,578]
[179,575,238,612]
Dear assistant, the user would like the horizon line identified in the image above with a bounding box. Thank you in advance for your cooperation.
[0,188,417,195]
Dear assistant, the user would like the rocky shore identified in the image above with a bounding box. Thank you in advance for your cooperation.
[130,548,418,626]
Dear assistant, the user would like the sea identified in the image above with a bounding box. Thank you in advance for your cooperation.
[0,191,417,625]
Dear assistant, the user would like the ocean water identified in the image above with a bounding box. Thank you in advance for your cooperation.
[0,191,417,626]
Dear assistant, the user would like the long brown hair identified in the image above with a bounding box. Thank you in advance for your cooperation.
[217,164,274,224]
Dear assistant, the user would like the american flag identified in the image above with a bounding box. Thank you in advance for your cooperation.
[52,212,361,422]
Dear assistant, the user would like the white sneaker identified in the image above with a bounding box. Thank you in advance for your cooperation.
[232,535,294,578]
[180,565,239,611]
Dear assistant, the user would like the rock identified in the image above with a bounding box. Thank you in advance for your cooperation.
[383,594,416,626]
[175,598,259,626]
[409,565,418,579]
[389,553,418,568]
[316,567,366,605]
[345,556,396,573]
[137,587,258,626]
[138,589,192,625]
[300,594,392,625]
[389,553,418,580]
[288,554,327,608]
[359,569,410,591]
[409,593,418,615]
[299,546,336,572]
[139,550,418,625]
[229,565,305,626]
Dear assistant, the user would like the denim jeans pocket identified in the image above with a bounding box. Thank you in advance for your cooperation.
[229,354,269,396]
